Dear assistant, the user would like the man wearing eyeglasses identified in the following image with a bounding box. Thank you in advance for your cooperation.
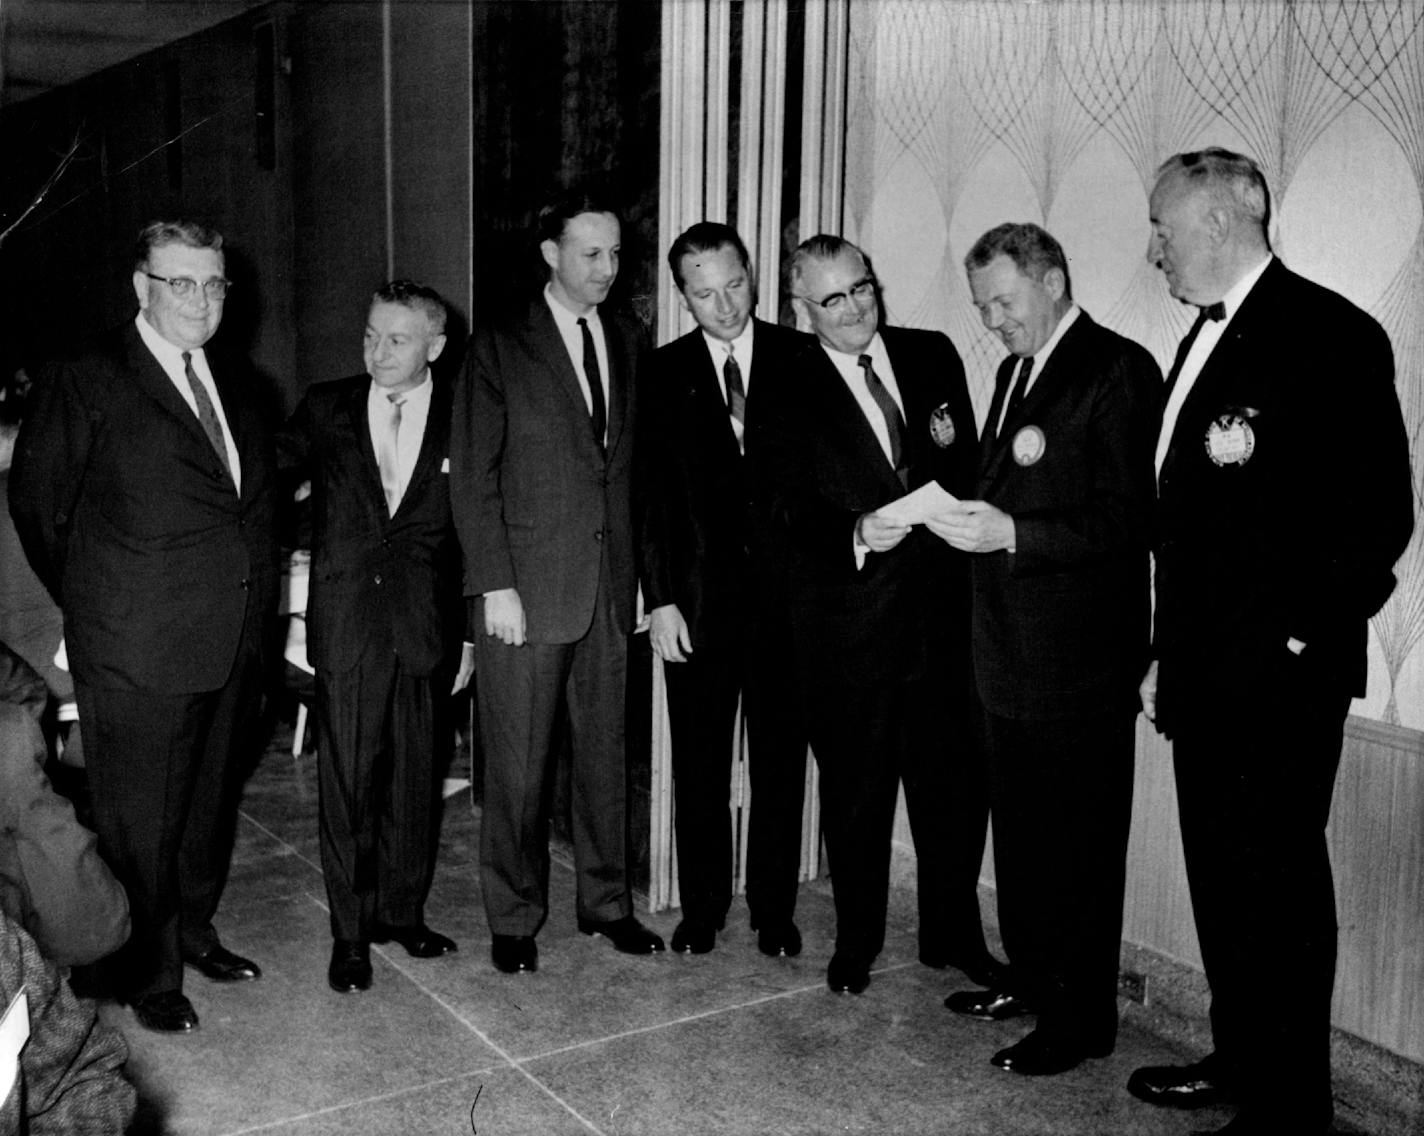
[752,234,997,997]
[9,221,279,1033]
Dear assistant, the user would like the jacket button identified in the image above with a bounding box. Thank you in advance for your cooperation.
[241,578,251,589]
[374,573,383,585]
[593,531,603,543]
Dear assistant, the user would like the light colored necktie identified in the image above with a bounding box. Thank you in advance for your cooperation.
[182,351,233,483]
[377,393,406,515]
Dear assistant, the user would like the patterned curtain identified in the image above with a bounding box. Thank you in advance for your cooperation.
[845,0,1424,728]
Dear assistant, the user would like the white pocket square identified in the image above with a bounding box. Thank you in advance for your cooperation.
[441,457,450,473]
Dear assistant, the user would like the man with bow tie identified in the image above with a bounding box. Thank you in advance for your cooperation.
[1129,148,1413,1136]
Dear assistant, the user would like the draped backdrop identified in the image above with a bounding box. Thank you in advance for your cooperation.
[843,0,1424,730]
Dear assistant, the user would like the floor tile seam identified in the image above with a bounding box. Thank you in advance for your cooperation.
[504,959,922,1065]
[237,811,325,877]
[368,947,611,1136]
[214,1068,494,1135]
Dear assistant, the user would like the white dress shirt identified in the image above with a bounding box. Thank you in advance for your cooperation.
[1155,255,1272,476]
[367,369,433,495]
[820,332,906,466]
[135,313,242,491]
[701,322,755,450]
[543,285,610,443]
[992,304,1080,436]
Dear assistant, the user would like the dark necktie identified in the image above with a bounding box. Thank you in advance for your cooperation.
[858,353,906,485]
[578,317,607,446]
[182,351,233,483]
[1163,301,1226,397]
[376,392,406,515]
[1000,355,1034,436]
[723,346,746,447]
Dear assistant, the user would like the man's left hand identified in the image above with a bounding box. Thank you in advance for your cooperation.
[451,642,475,695]
[925,500,1015,553]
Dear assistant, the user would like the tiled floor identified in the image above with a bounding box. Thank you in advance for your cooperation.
[104,724,1243,1136]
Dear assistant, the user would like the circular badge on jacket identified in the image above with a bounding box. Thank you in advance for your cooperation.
[1204,414,1254,466]
[928,403,957,448]
[1012,425,1045,466]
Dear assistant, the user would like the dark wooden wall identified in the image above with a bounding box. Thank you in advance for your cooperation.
[0,1,661,412]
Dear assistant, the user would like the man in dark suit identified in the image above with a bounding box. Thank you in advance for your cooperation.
[450,190,663,975]
[281,280,470,994]
[754,234,996,996]
[1129,149,1413,1136]
[9,221,279,1032]
[934,223,1160,1076]
[640,222,810,957]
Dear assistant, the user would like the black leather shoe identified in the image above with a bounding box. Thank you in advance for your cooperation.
[371,922,457,958]
[1127,1059,1232,1110]
[826,951,871,994]
[491,934,538,974]
[671,918,717,954]
[919,945,1009,989]
[328,940,372,993]
[757,921,803,958]
[185,944,262,982]
[990,1029,1112,1076]
[944,987,1034,1021]
[577,915,665,954]
[130,991,199,1033]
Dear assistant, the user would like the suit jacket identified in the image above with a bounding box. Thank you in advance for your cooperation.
[752,326,978,687]
[970,310,1160,721]
[8,321,279,694]
[639,319,811,650]
[450,298,645,644]
[1154,258,1413,717]
[280,374,464,677]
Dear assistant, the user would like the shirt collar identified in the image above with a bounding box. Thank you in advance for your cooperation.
[134,311,202,370]
[543,283,599,333]
[1023,303,1079,376]
[701,320,754,362]
[368,369,433,407]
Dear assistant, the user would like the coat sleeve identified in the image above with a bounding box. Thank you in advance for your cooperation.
[0,703,130,967]
[448,329,516,597]
[8,358,104,605]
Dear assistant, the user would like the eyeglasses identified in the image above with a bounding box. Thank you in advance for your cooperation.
[144,272,231,300]
[800,276,875,314]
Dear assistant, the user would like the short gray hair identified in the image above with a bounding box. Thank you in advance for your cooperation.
[1157,148,1271,239]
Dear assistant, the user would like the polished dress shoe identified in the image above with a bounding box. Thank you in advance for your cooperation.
[1127,1058,1231,1110]
[491,934,538,974]
[130,990,200,1033]
[185,944,262,982]
[577,915,665,954]
[757,921,802,958]
[328,940,372,993]
[990,1029,1112,1076]
[943,987,1034,1021]
[371,922,457,958]
[919,945,1008,989]
[671,918,717,954]
[826,951,871,994]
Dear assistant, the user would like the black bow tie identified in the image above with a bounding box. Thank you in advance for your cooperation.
[1201,301,1226,321]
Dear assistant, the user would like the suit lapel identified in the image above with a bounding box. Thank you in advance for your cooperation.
[604,314,630,457]
[814,345,903,497]
[1161,264,1278,481]
[691,331,740,457]
[523,300,606,456]
[340,379,388,513]
[401,378,451,510]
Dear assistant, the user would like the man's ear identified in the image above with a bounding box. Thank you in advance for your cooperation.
[539,239,560,273]
[427,334,448,364]
[132,269,151,311]
[1042,267,1067,302]
[791,296,812,334]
